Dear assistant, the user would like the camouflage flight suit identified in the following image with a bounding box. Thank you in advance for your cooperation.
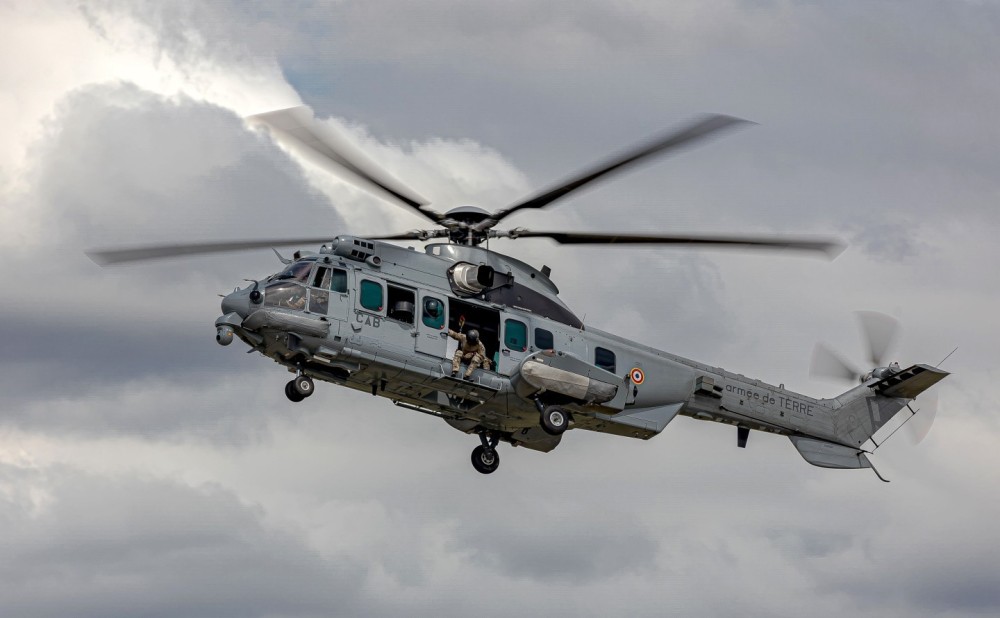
[449,330,489,377]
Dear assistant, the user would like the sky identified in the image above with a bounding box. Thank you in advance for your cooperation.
[1,1,999,616]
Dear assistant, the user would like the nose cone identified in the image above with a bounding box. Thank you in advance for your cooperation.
[221,287,252,318]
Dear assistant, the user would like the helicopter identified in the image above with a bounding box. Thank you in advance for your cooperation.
[89,107,947,478]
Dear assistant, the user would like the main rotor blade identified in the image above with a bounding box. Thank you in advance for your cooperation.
[247,107,442,224]
[508,230,846,258]
[810,343,862,382]
[364,230,447,241]
[87,237,338,265]
[480,114,752,229]
[856,311,900,367]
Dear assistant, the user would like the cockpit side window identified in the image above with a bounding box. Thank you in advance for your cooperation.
[311,266,332,289]
[595,347,616,373]
[264,282,307,311]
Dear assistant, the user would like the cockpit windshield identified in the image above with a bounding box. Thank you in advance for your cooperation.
[264,282,307,311]
[272,260,314,282]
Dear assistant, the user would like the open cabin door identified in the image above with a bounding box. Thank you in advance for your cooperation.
[415,291,448,357]
[446,299,502,373]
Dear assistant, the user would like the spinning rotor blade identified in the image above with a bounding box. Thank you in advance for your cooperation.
[810,343,862,382]
[480,114,752,230]
[364,230,446,241]
[508,230,845,258]
[248,107,442,224]
[907,390,939,445]
[856,311,900,367]
[87,237,338,265]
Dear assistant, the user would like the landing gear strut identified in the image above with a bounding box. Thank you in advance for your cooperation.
[285,375,314,402]
[471,430,500,474]
[537,400,570,436]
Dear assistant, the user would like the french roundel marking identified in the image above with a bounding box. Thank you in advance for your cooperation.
[630,368,645,385]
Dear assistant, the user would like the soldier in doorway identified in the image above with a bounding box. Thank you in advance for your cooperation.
[449,328,490,379]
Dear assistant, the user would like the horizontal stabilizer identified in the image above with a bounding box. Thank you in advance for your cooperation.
[871,364,949,399]
[790,436,871,469]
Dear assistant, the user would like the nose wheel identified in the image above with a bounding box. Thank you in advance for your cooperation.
[471,445,500,474]
[471,430,501,474]
[285,375,314,402]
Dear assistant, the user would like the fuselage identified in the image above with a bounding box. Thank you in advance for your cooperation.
[215,235,855,454]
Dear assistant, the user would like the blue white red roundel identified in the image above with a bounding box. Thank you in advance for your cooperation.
[630,368,645,385]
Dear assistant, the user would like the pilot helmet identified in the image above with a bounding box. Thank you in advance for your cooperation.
[467,329,480,344]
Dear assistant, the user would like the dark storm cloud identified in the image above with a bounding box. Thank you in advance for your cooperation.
[0,82,344,439]
[0,464,365,618]
[29,82,339,251]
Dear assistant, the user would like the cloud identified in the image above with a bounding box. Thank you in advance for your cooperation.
[453,513,658,583]
[0,82,343,441]
[0,463,365,618]
[3,2,1000,617]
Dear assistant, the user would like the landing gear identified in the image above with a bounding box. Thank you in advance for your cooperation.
[471,430,500,474]
[540,405,569,435]
[285,375,314,402]
[471,445,500,474]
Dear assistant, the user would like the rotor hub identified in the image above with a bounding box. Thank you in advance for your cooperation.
[443,206,493,245]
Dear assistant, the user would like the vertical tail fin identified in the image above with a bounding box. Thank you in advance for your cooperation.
[829,364,948,447]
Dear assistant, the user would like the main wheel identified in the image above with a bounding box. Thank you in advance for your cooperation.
[540,406,569,435]
[285,381,305,402]
[292,375,314,397]
[471,445,500,474]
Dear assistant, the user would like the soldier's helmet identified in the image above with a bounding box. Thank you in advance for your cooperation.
[467,329,480,344]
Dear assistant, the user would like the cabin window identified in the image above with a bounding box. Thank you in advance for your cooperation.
[359,280,383,312]
[504,319,528,352]
[595,347,616,373]
[422,296,445,330]
[387,284,416,324]
[330,268,348,293]
[534,328,554,350]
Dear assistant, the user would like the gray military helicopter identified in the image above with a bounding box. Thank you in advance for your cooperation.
[89,107,947,478]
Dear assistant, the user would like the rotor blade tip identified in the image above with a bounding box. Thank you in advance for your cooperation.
[85,251,109,266]
[825,241,849,260]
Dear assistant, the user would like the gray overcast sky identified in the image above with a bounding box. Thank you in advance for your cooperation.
[2,1,999,616]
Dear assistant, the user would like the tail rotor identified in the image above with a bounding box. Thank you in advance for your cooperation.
[906,390,938,445]
[810,311,901,384]
[856,310,900,367]
[810,311,939,444]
